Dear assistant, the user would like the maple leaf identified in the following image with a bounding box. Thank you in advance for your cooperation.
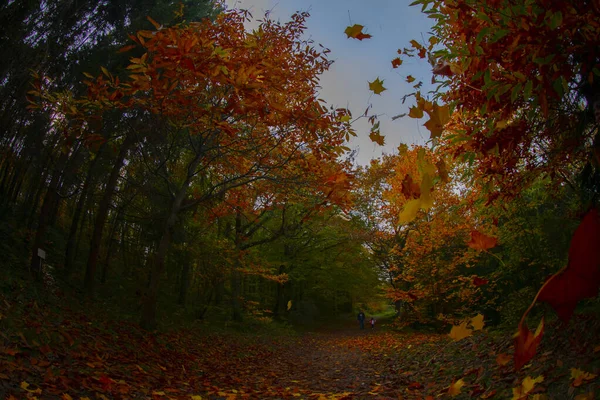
[399,199,421,224]
[401,174,420,199]
[423,102,450,139]
[447,379,465,396]
[408,106,423,119]
[537,208,600,323]
[449,321,473,341]
[391,57,402,68]
[368,78,386,95]
[369,130,385,146]
[406,75,415,83]
[419,173,434,210]
[470,314,484,331]
[344,24,372,40]
[473,276,489,286]
[571,368,598,387]
[514,318,544,371]
[467,230,498,250]
[512,375,544,400]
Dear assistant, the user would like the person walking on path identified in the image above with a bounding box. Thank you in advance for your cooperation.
[370,317,376,329]
[357,310,366,329]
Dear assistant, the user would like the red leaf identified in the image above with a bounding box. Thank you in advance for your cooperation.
[537,208,600,322]
[467,230,497,250]
[473,276,489,286]
[514,318,544,371]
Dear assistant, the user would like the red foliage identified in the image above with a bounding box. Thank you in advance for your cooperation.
[537,208,600,322]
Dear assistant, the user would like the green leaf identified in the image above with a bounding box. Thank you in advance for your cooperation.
[524,80,533,99]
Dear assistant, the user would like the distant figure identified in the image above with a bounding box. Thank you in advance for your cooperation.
[357,310,366,329]
[370,317,376,329]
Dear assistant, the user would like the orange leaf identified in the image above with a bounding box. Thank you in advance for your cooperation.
[448,379,465,396]
[369,130,385,146]
[496,353,511,366]
[514,318,544,371]
[449,321,473,341]
[467,230,498,250]
[391,57,402,68]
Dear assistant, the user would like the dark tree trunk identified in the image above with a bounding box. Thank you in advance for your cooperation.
[84,134,134,295]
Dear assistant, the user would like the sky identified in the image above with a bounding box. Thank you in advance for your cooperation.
[224,0,435,166]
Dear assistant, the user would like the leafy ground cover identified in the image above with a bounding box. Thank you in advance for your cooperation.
[1,284,598,399]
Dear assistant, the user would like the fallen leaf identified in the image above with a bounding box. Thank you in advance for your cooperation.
[473,276,489,286]
[470,314,485,331]
[571,368,598,387]
[496,353,511,366]
[448,379,465,396]
[449,321,473,341]
[512,375,544,400]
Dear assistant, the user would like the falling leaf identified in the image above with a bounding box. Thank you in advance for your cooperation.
[447,379,465,396]
[467,231,498,250]
[191,396,203,400]
[392,58,402,68]
[408,106,424,119]
[399,199,422,224]
[473,276,489,286]
[470,314,485,331]
[571,368,598,387]
[344,24,372,40]
[496,353,512,366]
[368,78,386,95]
[287,300,292,311]
[449,321,473,341]
[419,173,434,210]
[514,318,544,371]
[423,102,450,139]
[537,208,600,323]
[406,75,416,83]
[401,174,421,199]
[369,130,385,146]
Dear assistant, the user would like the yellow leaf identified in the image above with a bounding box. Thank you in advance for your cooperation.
[339,115,351,123]
[146,16,161,30]
[190,396,203,400]
[399,199,422,224]
[513,375,544,399]
[20,382,29,390]
[419,174,434,210]
[496,353,511,366]
[571,368,597,387]
[100,66,111,78]
[470,314,485,331]
[408,106,424,119]
[287,300,292,311]
[449,321,473,341]
[406,75,416,83]
[448,379,465,396]
[423,102,450,138]
[369,130,385,146]
[62,394,73,400]
[368,78,386,95]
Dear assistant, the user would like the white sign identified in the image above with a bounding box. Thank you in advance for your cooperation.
[37,248,46,259]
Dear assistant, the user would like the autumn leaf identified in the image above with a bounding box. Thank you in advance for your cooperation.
[514,318,544,371]
[391,57,402,68]
[449,321,473,341]
[423,102,450,139]
[368,78,386,95]
[406,75,415,83]
[369,130,385,146]
[467,231,498,251]
[496,353,511,366]
[537,208,600,323]
[473,276,489,286]
[447,379,465,396]
[401,174,420,199]
[287,300,292,311]
[408,106,423,119]
[470,314,484,331]
[344,24,372,40]
[571,368,598,387]
[512,375,544,400]
[399,199,422,224]
[419,173,434,210]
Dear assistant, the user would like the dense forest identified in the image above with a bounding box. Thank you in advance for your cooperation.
[0,0,599,398]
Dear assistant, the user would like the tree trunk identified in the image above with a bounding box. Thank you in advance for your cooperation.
[231,209,244,322]
[29,151,69,280]
[84,134,134,295]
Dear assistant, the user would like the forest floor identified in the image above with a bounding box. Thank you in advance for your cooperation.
[0,286,599,399]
